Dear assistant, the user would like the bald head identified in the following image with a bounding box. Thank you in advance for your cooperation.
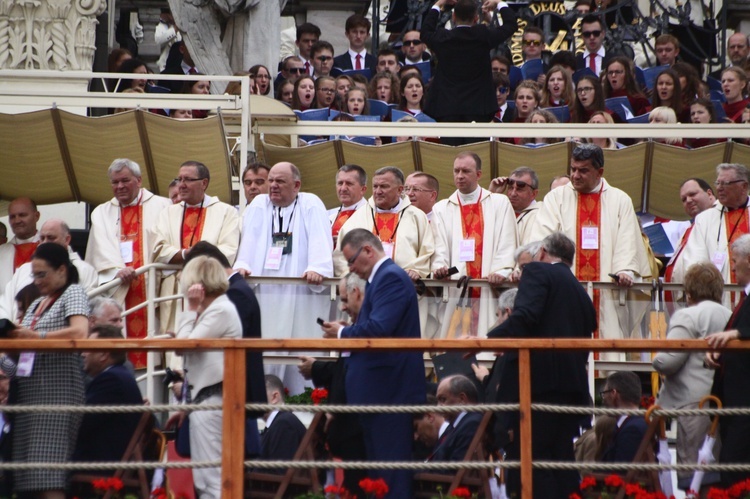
[729,32,750,66]
[39,218,72,248]
[268,162,302,207]
[8,197,40,240]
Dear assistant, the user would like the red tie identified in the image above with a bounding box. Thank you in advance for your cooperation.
[188,66,198,75]
[304,61,310,74]
[727,292,747,328]
[355,54,362,70]
[588,53,596,73]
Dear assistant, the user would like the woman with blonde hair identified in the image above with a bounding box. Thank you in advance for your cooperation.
[648,106,685,147]
[583,111,619,149]
[721,66,750,123]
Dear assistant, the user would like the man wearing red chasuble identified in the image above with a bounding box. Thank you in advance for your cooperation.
[684,163,750,310]
[432,151,517,337]
[86,159,171,369]
[531,144,652,362]
[0,198,41,295]
[327,165,367,246]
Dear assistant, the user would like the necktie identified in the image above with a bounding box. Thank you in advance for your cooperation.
[588,53,596,73]
[498,109,503,121]
[304,61,310,74]
[355,54,362,70]
[188,66,198,75]
[727,291,747,328]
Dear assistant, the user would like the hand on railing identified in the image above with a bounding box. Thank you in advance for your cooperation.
[116,267,138,285]
[297,356,315,380]
[487,272,507,285]
[302,271,324,285]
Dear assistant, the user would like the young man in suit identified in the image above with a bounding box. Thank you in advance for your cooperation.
[488,232,596,499]
[705,233,750,487]
[599,371,648,466]
[421,0,518,145]
[321,228,426,499]
[259,375,306,474]
[575,14,611,74]
[333,14,376,71]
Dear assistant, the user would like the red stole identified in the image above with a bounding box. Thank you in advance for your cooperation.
[182,207,206,249]
[331,210,355,241]
[664,224,693,314]
[13,242,38,271]
[374,212,398,243]
[459,198,484,336]
[576,192,602,341]
[725,207,750,283]
[121,204,148,369]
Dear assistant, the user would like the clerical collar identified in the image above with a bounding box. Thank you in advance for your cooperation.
[583,179,604,194]
[725,197,749,211]
[375,197,404,214]
[122,189,143,207]
[14,234,37,244]
[186,194,211,208]
[342,198,366,212]
[516,199,537,215]
[458,186,482,205]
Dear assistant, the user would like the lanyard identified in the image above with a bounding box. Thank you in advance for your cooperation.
[370,203,407,240]
[180,198,205,248]
[272,197,298,234]
[717,200,749,246]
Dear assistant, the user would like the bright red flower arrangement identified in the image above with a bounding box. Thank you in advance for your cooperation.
[571,474,675,499]
[359,477,389,499]
[311,388,329,405]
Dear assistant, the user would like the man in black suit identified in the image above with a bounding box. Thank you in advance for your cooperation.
[332,14,377,72]
[488,232,596,499]
[159,41,200,93]
[421,0,517,146]
[185,242,266,457]
[575,14,612,75]
[706,233,750,487]
[74,325,144,464]
[260,375,306,474]
[430,375,483,463]
[599,371,648,466]
[299,273,367,496]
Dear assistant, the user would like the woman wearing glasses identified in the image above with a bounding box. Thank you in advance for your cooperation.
[313,76,338,110]
[248,64,271,96]
[573,75,613,123]
[601,56,651,117]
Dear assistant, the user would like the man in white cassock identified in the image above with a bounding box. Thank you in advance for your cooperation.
[152,160,240,332]
[0,198,41,295]
[432,151,517,338]
[85,159,171,368]
[490,166,542,245]
[530,144,652,362]
[234,162,333,395]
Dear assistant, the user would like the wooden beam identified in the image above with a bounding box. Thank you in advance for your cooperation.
[221,348,246,499]
[518,348,533,499]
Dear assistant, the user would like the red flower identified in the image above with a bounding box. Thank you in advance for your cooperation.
[626,483,645,496]
[640,395,655,409]
[604,474,625,488]
[580,476,597,490]
[707,488,730,499]
[92,478,108,491]
[106,477,124,491]
[359,477,389,499]
[311,388,329,405]
[451,487,471,498]
[569,494,582,499]
[284,387,290,396]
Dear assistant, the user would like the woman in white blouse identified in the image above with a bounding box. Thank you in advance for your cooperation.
[177,255,241,499]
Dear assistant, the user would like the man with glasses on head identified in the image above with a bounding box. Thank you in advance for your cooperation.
[530,143,652,362]
[432,151,517,337]
[328,165,368,245]
[575,14,612,74]
[85,159,171,365]
[490,166,541,244]
[153,160,240,331]
[683,163,750,308]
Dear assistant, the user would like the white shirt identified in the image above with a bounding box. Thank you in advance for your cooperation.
[582,46,606,75]
[347,49,368,70]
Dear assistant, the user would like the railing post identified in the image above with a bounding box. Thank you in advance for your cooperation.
[222,347,246,499]
[146,266,157,403]
[519,348,533,499]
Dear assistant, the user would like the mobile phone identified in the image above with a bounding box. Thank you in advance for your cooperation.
[447,266,459,276]
[607,273,620,282]
[316,317,325,326]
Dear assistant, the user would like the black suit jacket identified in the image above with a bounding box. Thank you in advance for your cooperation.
[227,273,267,418]
[574,51,614,73]
[601,416,648,466]
[430,412,483,462]
[311,359,364,454]
[73,364,144,463]
[488,262,595,404]
[333,52,377,71]
[421,7,517,118]
[158,65,187,93]
[260,411,307,473]
[713,296,750,409]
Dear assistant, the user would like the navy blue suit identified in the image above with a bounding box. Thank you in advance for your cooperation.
[227,272,266,457]
[488,262,596,499]
[342,258,426,498]
[430,412,483,463]
[601,416,648,466]
[73,364,143,463]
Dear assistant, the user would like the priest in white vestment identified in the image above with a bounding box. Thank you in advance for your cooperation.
[0,198,41,296]
[327,165,368,246]
[530,144,652,362]
[234,162,333,395]
[432,152,517,339]
[490,166,542,245]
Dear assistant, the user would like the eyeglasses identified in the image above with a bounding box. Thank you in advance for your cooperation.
[607,70,625,76]
[599,389,614,397]
[347,246,365,265]
[404,186,434,193]
[523,40,542,47]
[582,30,602,38]
[315,56,332,62]
[402,39,422,46]
[577,87,595,94]
[287,67,306,74]
[498,86,509,94]
[30,271,48,279]
[714,179,746,187]
[173,177,206,184]
[319,88,336,93]
[508,179,533,190]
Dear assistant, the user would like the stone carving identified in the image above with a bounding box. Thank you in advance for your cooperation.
[0,0,105,70]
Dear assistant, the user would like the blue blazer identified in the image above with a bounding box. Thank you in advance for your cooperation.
[342,259,426,405]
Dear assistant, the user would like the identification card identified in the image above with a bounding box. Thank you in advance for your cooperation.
[119,240,134,264]
[581,227,599,250]
[272,233,293,255]
[711,251,727,272]
[16,352,35,377]
[382,242,394,259]
[458,239,476,262]
[264,247,283,270]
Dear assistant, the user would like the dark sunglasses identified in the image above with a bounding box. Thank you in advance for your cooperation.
[582,30,602,38]
[498,86,509,94]
[523,40,542,47]
[508,179,532,189]
[288,67,306,74]
[402,39,422,46]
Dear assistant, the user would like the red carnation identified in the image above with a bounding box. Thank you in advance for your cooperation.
[580,476,597,490]
[451,487,471,498]
[604,474,625,488]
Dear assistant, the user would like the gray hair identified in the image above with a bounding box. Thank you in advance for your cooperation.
[340,228,384,253]
[510,167,539,189]
[373,166,405,185]
[497,288,518,312]
[572,143,604,169]
[345,272,367,294]
[443,375,479,403]
[542,232,576,266]
[108,158,141,177]
[339,164,367,186]
[89,296,123,318]
[716,163,750,184]
[514,241,542,263]
[732,234,750,259]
